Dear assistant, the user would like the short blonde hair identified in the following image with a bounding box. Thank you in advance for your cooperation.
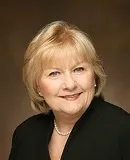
[23,21,106,114]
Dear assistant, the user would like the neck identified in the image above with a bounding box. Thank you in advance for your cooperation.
[54,119,72,136]
[52,109,86,134]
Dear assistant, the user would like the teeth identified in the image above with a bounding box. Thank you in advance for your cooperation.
[64,94,79,98]
[63,93,80,100]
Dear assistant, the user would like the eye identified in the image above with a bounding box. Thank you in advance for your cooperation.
[74,67,85,73]
[48,71,61,78]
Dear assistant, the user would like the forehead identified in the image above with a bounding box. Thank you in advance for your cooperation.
[49,57,83,69]
[41,44,88,69]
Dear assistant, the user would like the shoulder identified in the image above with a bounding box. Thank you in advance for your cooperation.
[97,97,130,131]
[97,97,130,118]
[100,102,130,157]
[17,113,50,128]
[9,113,53,159]
[13,113,52,139]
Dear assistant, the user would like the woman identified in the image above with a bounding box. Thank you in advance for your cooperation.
[9,21,130,160]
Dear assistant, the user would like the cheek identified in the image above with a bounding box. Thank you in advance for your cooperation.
[38,79,61,96]
[40,83,51,95]
[77,72,95,89]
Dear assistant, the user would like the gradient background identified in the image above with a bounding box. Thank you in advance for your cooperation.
[1,1,130,159]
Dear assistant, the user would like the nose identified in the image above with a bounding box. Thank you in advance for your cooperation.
[62,72,77,90]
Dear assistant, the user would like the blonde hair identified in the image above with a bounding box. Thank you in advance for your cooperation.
[23,21,106,114]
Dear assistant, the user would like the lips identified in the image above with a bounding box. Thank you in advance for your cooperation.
[60,93,82,100]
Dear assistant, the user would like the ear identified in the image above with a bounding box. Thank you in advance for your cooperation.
[38,92,43,97]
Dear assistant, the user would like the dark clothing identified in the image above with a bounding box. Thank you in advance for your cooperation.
[9,97,130,160]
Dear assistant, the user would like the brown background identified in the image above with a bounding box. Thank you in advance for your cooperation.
[0,0,130,159]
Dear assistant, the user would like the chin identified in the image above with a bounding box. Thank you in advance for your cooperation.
[60,105,86,116]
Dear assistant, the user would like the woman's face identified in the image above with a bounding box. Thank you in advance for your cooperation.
[38,57,95,116]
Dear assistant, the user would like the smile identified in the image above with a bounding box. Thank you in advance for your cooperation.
[60,93,82,101]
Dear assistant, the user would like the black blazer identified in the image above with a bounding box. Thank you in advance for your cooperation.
[9,97,130,160]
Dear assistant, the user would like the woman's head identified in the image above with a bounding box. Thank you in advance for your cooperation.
[23,21,106,113]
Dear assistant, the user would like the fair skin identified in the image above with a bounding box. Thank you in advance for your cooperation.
[38,57,95,159]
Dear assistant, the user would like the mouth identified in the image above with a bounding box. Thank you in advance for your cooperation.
[60,92,82,101]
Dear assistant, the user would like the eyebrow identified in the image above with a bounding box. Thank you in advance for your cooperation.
[46,61,89,71]
[51,62,83,69]
[71,61,90,68]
